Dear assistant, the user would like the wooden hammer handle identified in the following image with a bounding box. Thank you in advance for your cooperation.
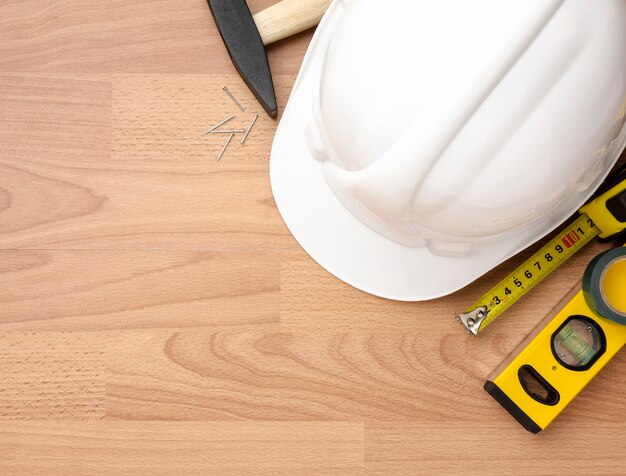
[253,0,333,46]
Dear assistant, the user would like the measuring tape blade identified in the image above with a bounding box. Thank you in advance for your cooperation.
[457,214,599,335]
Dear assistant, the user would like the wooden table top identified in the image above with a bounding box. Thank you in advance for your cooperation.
[1,0,625,474]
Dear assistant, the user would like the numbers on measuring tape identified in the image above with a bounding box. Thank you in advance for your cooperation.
[563,231,580,248]
[487,223,597,309]
[459,213,602,334]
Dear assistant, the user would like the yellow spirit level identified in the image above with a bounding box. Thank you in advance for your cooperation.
[458,169,626,335]
[485,246,626,433]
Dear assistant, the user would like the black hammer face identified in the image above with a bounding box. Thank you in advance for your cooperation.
[207,0,278,118]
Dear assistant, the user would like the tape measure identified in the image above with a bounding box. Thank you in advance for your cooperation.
[485,246,626,433]
[457,171,626,335]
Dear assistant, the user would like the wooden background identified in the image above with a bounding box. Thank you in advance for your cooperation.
[1,0,625,474]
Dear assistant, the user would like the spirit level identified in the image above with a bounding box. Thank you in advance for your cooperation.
[457,171,626,335]
[485,246,626,433]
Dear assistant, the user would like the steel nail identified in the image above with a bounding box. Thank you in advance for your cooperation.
[205,115,234,134]
[223,86,245,112]
[216,133,235,161]
[240,114,259,144]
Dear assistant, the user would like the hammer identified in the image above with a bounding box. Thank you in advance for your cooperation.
[207,0,332,118]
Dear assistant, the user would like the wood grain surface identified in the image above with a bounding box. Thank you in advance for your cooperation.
[1,1,626,474]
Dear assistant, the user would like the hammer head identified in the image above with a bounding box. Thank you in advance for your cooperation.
[207,0,278,118]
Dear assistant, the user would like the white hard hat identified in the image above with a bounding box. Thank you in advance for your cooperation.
[270,0,626,301]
